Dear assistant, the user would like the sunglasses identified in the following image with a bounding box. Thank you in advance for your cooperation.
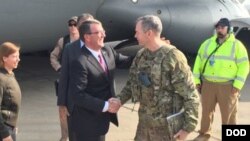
[68,23,77,27]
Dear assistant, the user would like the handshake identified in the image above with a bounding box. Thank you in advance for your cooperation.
[108,98,121,113]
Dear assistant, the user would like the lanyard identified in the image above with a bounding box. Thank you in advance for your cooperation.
[201,37,228,76]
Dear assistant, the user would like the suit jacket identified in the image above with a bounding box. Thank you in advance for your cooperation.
[57,39,132,137]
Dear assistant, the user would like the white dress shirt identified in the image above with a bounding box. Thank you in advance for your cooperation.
[81,41,109,112]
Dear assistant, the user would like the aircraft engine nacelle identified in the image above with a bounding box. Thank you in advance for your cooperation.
[96,0,250,53]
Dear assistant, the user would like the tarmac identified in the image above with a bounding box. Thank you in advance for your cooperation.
[14,53,250,141]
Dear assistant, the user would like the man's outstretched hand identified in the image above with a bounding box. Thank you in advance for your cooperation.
[108,98,121,113]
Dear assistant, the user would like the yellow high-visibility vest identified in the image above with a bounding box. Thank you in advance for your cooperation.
[193,34,249,90]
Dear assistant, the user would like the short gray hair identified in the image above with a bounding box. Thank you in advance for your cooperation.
[77,13,94,27]
[136,15,162,35]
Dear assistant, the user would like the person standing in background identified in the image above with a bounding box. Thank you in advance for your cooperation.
[0,42,21,141]
[54,13,94,141]
[50,16,79,73]
[50,16,79,141]
[193,18,249,141]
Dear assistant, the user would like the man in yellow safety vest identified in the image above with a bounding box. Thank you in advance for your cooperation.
[193,18,249,141]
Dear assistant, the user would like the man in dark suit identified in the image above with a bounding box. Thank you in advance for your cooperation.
[55,13,94,141]
[58,19,132,141]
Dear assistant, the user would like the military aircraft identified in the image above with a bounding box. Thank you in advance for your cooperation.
[0,0,250,53]
[243,0,250,13]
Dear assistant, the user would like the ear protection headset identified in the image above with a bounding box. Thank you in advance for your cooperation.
[228,25,233,33]
[215,18,232,33]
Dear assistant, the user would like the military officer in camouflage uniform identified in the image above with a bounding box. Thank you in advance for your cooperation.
[111,15,200,141]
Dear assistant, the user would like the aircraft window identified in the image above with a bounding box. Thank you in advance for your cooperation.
[131,0,138,4]
[233,27,239,33]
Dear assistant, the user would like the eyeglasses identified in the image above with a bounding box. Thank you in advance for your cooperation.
[68,23,77,27]
[87,30,106,35]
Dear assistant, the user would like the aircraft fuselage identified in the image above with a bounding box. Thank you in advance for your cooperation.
[0,0,249,53]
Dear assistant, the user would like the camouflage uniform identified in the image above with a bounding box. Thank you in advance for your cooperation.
[117,45,199,141]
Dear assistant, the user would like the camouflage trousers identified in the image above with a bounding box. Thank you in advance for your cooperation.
[134,122,172,141]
